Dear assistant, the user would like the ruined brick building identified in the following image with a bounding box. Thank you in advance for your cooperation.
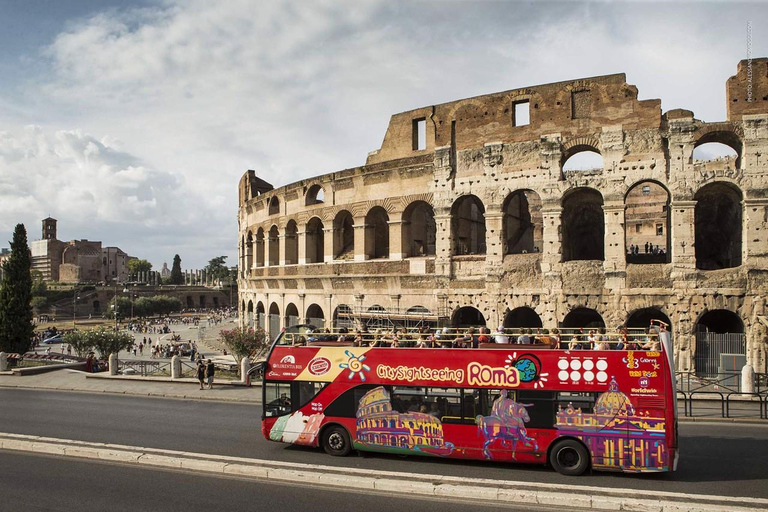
[238,59,768,375]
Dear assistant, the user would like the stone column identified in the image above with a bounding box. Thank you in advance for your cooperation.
[434,208,452,276]
[353,218,367,262]
[484,210,504,276]
[171,355,181,379]
[387,213,404,260]
[540,206,562,276]
[323,227,334,263]
[278,234,288,266]
[670,201,697,271]
[241,357,251,385]
[744,198,768,261]
[602,202,627,276]
[297,231,307,265]
[109,353,118,376]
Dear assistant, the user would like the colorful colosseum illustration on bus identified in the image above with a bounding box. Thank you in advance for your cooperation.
[555,377,668,471]
[354,387,454,456]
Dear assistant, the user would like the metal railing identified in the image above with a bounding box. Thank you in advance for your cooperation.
[675,371,767,420]
[117,360,172,377]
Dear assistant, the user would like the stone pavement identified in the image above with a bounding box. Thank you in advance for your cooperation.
[0,368,261,403]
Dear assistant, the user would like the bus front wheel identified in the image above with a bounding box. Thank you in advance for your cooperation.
[322,426,352,457]
[549,439,590,476]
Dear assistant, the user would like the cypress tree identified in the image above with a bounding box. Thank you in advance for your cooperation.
[170,254,183,285]
[0,224,34,353]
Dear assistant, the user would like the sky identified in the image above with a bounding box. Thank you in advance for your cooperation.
[0,0,765,270]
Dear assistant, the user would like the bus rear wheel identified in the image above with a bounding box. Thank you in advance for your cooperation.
[549,439,589,476]
[322,426,352,457]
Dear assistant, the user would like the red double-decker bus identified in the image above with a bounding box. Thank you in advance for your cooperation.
[261,326,678,476]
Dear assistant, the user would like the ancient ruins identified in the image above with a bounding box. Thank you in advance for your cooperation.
[238,59,768,374]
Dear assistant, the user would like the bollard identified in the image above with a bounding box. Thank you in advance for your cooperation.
[241,357,250,385]
[0,352,7,372]
[171,355,181,379]
[109,353,118,376]
[741,364,755,394]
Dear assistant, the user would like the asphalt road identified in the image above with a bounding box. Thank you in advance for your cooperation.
[0,451,571,512]
[1,388,766,500]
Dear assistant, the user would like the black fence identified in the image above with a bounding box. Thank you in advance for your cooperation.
[676,372,767,420]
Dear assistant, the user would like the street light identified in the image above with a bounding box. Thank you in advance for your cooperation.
[72,288,80,328]
[113,279,120,331]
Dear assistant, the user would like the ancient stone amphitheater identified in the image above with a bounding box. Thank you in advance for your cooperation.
[238,59,768,375]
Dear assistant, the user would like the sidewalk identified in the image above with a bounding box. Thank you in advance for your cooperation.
[0,369,261,403]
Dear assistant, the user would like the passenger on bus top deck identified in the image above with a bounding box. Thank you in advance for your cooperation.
[517,329,531,345]
[476,328,489,347]
[494,325,509,344]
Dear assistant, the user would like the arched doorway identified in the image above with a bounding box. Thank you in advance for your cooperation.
[402,201,436,257]
[285,303,299,327]
[268,302,280,341]
[247,300,254,328]
[333,304,354,329]
[255,228,265,267]
[503,190,543,255]
[245,231,253,271]
[306,303,325,329]
[562,188,604,262]
[306,184,325,205]
[305,218,325,264]
[694,182,742,270]
[268,225,280,266]
[451,195,486,255]
[693,131,742,168]
[256,302,265,329]
[626,307,672,331]
[365,206,390,259]
[504,307,543,329]
[268,196,280,215]
[625,181,670,263]
[562,308,605,329]
[284,220,298,265]
[695,310,745,377]
[562,148,604,173]
[452,307,486,328]
[333,210,355,260]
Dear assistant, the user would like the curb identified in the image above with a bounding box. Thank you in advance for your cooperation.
[0,433,765,512]
[0,384,260,403]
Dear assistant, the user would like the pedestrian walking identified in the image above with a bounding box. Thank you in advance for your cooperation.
[205,359,215,389]
[196,359,206,390]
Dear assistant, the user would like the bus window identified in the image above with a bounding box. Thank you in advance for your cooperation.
[265,382,293,417]
[391,387,426,413]
[517,390,556,429]
[424,387,462,421]
[557,392,596,414]
[324,385,378,418]
[298,382,326,409]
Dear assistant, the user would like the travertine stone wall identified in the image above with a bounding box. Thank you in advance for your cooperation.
[238,60,768,373]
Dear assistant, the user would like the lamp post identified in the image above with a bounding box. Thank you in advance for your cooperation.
[72,287,80,328]
[113,279,119,331]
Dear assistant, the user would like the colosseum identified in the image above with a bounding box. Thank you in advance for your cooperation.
[238,59,768,375]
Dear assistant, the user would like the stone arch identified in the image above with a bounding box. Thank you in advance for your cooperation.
[268,225,279,266]
[284,220,298,265]
[245,231,253,271]
[693,129,743,168]
[285,303,299,327]
[186,296,193,308]
[268,196,280,215]
[306,184,325,205]
[306,303,325,328]
[247,300,254,328]
[256,301,265,329]
[625,180,671,263]
[255,227,265,267]
[562,308,605,329]
[694,309,745,377]
[562,188,604,261]
[365,206,390,259]
[626,307,672,330]
[333,210,355,260]
[503,307,543,329]
[502,190,543,255]
[268,302,280,340]
[694,182,742,270]
[452,306,486,328]
[305,217,325,264]
[333,304,354,329]
[402,200,436,257]
[561,137,603,173]
[451,195,486,255]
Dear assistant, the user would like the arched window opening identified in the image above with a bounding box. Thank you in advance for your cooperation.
[186,296,193,308]
[402,201,436,257]
[694,183,742,270]
[452,307,486,328]
[625,181,670,264]
[285,303,299,328]
[255,228,265,267]
[365,207,390,259]
[284,220,298,265]
[562,188,604,262]
[333,211,355,260]
[503,307,543,329]
[247,300,254,328]
[306,184,325,206]
[334,304,354,329]
[256,302,265,329]
[245,231,254,271]
[562,148,603,173]
[268,225,279,266]
[199,296,207,308]
[305,218,325,264]
[695,310,745,378]
[503,190,543,255]
[406,305,431,316]
[562,308,605,329]
[306,303,325,329]
[268,196,280,215]
[693,131,742,168]
[451,195,486,256]
[626,308,672,331]
[268,302,280,340]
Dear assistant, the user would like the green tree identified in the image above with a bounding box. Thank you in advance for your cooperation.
[205,255,231,284]
[127,259,152,279]
[218,326,269,374]
[88,326,134,359]
[31,296,48,314]
[0,224,34,353]
[106,297,132,319]
[170,254,183,285]
[31,270,47,297]
[63,330,95,358]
